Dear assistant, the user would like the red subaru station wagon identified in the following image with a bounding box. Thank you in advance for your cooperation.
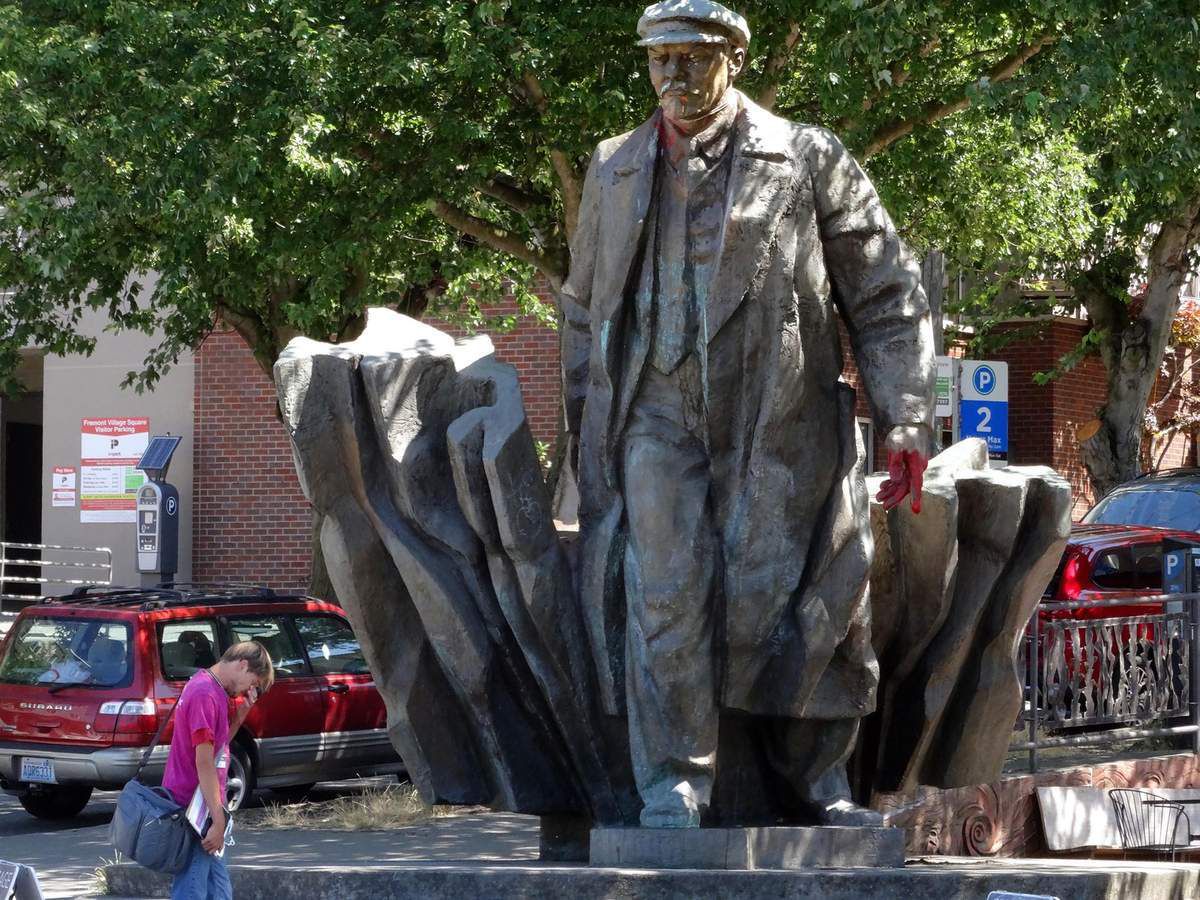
[0,585,404,819]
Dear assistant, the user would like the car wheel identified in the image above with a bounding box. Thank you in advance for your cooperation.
[270,783,316,803]
[18,785,93,820]
[226,743,256,812]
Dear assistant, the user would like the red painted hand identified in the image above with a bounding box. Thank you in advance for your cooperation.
[875,448,928,513]
[874,424,932,513]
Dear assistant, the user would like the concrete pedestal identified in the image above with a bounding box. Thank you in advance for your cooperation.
[589,826,905,870]
[107,857,1200,900]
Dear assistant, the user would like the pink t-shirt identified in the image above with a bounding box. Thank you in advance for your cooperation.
[161,670,231,807]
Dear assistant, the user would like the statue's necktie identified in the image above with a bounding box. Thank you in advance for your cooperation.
[650,154,692,374]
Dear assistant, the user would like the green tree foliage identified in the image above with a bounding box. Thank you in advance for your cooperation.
[0,0,1194,426]
[988,0,1200,493]
[2,0,1113,388]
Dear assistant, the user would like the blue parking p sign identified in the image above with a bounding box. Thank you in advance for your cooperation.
[959,360,1009,461]
[972,365,998,396]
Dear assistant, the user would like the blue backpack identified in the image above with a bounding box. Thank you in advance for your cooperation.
[109,702,192,874]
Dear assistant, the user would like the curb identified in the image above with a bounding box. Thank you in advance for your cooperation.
[105,860,1200,900]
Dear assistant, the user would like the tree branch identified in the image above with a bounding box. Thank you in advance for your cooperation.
[756,21,802,112]
[549,150,582,239]
[1153,418,1196,470]
[838,37,940,132]
[521,70,583,239]
[480,176,550,215]
[1142,195,1200,328]
[1150,352,1200,416]
[267,278,303,347]
[1075,267,1127,376]
[861,30,1058,158]
[215,301,278,379]
[427,198,565,287]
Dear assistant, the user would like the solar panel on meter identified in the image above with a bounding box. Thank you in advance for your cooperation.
[136,435,182,480]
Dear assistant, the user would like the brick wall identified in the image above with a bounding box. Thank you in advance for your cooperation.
[993,318,1196,520]
[191,311,1197,585]
[434,287,562,448]
[191,302,564,592]
[192,326,313,590]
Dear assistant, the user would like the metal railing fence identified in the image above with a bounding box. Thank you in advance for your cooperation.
[1015,592,1200,772]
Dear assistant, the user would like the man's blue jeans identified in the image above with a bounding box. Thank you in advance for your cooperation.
[170,833,231,900]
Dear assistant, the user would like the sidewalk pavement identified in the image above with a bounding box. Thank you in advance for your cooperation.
[99,811,542,898]
[20,794,1200,899]
[7,798,539,898]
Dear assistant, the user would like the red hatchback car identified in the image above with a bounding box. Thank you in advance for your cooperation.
[1042,523,1200,609]
[0,585,404,819]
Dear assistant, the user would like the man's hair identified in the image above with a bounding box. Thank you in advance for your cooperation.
[221,640,275,691]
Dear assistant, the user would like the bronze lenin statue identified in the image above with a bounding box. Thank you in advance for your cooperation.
[560,0,936,828]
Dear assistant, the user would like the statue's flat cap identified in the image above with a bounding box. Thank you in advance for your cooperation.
[636,1,750,49]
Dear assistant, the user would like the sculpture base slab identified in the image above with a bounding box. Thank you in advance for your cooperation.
[107,857,1200,899]
[588,826,905,870]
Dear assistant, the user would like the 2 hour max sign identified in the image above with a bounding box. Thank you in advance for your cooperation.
[958,361,1009,460]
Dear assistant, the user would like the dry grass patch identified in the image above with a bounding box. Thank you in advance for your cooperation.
[240,782,459,831]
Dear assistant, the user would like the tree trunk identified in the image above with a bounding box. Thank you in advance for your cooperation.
[1080,198,1200,498]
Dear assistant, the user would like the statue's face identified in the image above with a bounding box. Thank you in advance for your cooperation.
[647,40,745,123]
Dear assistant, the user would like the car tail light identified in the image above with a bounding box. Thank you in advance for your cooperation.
[1057,550,1091,601]
[109,698,161,746]
[100,700,155,716]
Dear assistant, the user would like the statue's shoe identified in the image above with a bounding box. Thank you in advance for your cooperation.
[638,786,704,828]
[639,800,702,828]
[812,798,885,827]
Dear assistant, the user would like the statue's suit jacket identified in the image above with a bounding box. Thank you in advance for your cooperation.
[561,89,935,720]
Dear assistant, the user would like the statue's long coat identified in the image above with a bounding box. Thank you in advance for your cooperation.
[561,90,935,720]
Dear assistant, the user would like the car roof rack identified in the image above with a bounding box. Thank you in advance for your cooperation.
[1134,466,1200,480]
[156,582,279,597]
[41,583,299,611]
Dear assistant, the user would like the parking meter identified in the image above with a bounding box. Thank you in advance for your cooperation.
[1162,537,1200,610]
[1160,536,1200,754]
[134,435,183,584]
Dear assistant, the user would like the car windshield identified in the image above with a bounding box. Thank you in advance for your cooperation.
[1083,485,1200,531]
[0,616,132,688]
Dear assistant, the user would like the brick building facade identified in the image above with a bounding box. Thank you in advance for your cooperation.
[192,327,313,588]
[189,311,1196,588]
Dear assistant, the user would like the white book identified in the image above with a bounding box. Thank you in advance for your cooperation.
[185,747,232,857]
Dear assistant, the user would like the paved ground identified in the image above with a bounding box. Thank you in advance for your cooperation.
[0,784,120,898]
[0,779,540,898]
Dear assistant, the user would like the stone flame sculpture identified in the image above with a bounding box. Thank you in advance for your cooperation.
[275,308,1071,831]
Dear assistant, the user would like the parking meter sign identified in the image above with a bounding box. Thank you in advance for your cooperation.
[961,401,1008,456]
[972,365,998,395]
[1161,538,1200,614]
[935,356,955,418]
[1163,548,1189,594]
[959,361,1009,462]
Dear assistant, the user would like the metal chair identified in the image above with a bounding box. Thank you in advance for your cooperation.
[1109,788,1190,860]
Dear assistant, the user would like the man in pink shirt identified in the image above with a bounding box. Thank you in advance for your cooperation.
[162,641,274,900]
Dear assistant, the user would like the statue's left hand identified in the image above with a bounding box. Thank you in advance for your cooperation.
[875,425,932,514]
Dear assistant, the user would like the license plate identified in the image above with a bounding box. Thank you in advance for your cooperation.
[20,757,56,784]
